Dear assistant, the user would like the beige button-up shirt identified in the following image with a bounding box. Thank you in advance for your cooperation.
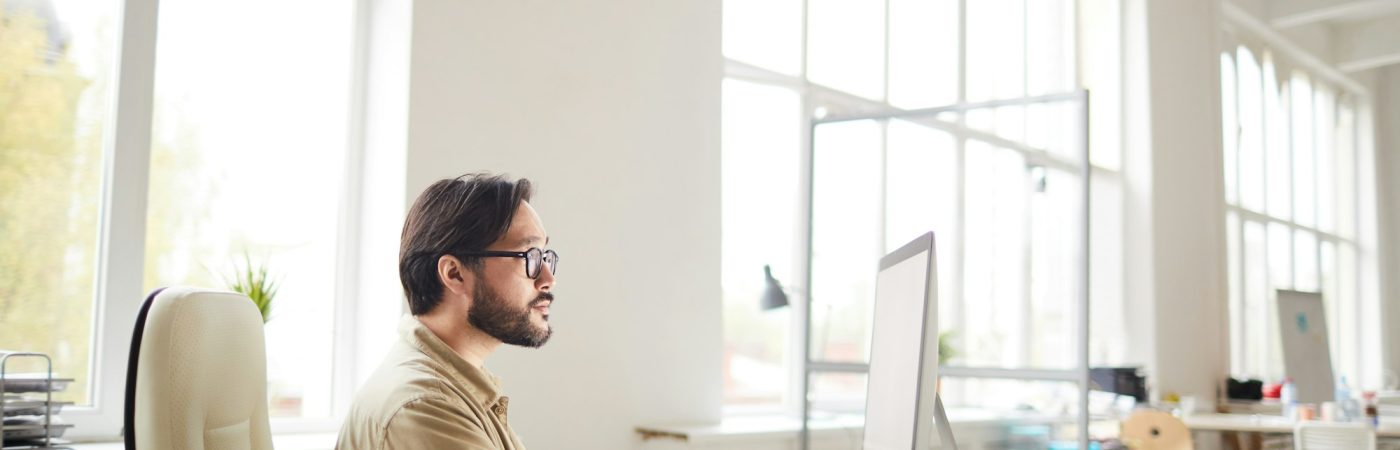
[336,316,526,450]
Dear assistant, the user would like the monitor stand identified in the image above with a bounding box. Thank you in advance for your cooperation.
[933,394,958,450]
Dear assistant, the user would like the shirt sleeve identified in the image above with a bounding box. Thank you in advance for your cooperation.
[382,394,497,450]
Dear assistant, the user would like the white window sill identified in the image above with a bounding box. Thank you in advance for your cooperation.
[636,408,1063,447]
[637,413,863,444]
[65,432,337,450]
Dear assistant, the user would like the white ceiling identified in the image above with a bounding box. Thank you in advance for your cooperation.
[1263,0,1400,73]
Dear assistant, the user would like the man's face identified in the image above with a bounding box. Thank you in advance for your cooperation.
[467,201,555,348]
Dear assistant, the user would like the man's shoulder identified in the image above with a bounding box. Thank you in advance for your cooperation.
[337,346,489,450]
[347,344,468,422]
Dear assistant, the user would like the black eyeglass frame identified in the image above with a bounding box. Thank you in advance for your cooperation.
[451,248,559,279]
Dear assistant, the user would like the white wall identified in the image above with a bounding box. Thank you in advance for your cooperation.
[398,0,723,448]
[1124,0,1230,405]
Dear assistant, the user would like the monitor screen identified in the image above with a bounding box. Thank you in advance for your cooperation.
[863,232,950,450]
[1276,290,1335,404]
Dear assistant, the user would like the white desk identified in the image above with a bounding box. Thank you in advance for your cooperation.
[1184,413,1400,438]
[65,432,337,450]
[636,408,1065,449]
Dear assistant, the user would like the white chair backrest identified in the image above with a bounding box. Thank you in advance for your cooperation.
[1121,410,1194,450]
[1294,422,1376,450]
[132,286,273,450]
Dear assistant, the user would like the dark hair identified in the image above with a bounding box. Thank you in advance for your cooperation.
[399,172,533,315]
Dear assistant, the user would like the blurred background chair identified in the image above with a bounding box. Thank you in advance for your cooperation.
[124,286,274,450]
[1294,422,1375,450]
[1121,410,1194,450]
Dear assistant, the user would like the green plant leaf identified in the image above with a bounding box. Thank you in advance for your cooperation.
[938,331,957,365]
[226,251,279,324]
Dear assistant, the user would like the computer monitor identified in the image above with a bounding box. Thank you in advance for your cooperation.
[1276,290,1335,404]
[863,232,957,450]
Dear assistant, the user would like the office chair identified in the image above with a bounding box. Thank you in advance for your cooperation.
[124,286,274,450]
[1121,410,1193,450]
[1294,421,1376,450]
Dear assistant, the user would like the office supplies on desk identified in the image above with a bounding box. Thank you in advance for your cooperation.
[3,397,72,418]
[1228,378,1265,401]
[0,351,72,449]
[1090,367,1148,403]
[0,377,72,394]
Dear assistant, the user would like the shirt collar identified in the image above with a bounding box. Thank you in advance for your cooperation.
[399,315,505,406]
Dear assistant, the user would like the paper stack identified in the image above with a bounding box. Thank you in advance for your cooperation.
[1,352,75,449]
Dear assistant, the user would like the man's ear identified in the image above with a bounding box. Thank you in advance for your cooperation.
[437,255,475,297]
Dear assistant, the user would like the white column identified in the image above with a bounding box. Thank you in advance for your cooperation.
[1123,0,1230,405]
[1375,67,1400,383]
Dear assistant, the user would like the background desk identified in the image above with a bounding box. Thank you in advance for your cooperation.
[1183,412,1400,438]
[636,409,1070,450]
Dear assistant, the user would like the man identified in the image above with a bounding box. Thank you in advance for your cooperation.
[337,173,558,450]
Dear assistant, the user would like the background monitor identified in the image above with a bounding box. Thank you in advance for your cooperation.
[863,232,956,450]
[1276,290,1335,404]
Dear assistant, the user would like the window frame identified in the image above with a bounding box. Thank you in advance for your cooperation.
[720,0,1112,422]
[1219,38,1379,388]
[53,0,372,438]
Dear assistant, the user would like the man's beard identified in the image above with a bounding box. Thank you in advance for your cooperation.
[467,276,553,348]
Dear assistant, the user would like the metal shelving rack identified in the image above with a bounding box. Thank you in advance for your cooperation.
[1,352,69,450]
[800,90,1092,449]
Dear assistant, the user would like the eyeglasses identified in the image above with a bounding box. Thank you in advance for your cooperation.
[453,247,559,279]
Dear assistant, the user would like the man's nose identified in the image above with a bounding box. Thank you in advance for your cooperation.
[536,263,556,290]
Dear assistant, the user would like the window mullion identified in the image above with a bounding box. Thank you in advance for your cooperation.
[1256,51,1272,378]
[952,0,969,403]
[329,0,377,418]
[1231,50,1248,377]
[78,0,162,438]
[792,0,813,421]
[881,0,891,104]
[1286,76,1298,289]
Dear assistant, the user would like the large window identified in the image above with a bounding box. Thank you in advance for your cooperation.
[721,78,802,409]
[722,0,1128,422]
[0,0,119,407]
[0,0,362,435]
[143,0,357,420]
[1220,44,1380,389]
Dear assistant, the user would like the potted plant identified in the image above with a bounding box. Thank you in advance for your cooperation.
[937,331,956,394]
[939,331,957,365]
[226,253,279,324]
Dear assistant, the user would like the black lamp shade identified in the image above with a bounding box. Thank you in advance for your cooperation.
[761,265,789,311]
